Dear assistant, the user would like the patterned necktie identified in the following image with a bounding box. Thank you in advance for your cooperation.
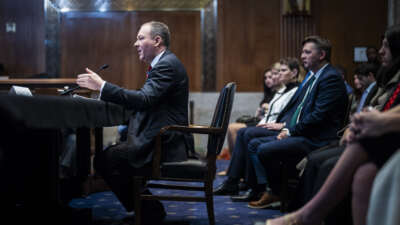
[289,75,316,126]
[383,83,400,111]
[146,65,152,79]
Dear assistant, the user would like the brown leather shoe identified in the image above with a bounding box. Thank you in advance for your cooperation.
[247,192,280,209]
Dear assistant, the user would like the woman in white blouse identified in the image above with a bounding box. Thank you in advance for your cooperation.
[243,58,302,209]
[258,57,300,127]
[220,64,279,161]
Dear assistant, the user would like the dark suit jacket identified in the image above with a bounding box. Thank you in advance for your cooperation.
[277,64,348,145]
[101,50,193,168]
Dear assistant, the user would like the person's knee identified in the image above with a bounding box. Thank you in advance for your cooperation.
[352,162,378,197]
[248,139,261,154]
[256,142,278,161]
[229,123,245,132]
[237,127,248,136]
[227,124,235,134]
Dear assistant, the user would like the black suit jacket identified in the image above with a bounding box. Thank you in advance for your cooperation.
[101,50,193,168]
[277,64,348,145]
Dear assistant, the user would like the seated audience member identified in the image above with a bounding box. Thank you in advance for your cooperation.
[225,65,277,156]
[255,63,282,122]
[354,63,379,113]
[213,57,303,200]
[367,148,400,225]
[265,24,400,225]
[348,62,379,114]
[350,67,364,114]
[287,63,380,224]
[349,63,379,118]
[245,36,348,209]
[336,65,354,94]
[366,46,381,66]
[217,66,277,175]
[259,58,301,124]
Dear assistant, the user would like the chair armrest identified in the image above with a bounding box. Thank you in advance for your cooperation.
[152,125,224,178]
[159,124,224,135]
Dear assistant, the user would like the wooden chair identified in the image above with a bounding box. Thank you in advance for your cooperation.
[133,82,236,225]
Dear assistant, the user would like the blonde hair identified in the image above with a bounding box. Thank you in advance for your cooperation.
[271,62,280,71]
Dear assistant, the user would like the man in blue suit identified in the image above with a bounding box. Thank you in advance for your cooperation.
[214,36,348,208]
[247,36,348,208]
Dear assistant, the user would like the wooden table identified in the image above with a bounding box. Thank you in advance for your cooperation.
[0,95,131,222]
[0,78,77,89]
[0,78,96,96]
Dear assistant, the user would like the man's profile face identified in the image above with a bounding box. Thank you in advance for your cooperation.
[367,48,378,62]
[356,74,371,90]
[134,24,157,64]
[301,42,322,71]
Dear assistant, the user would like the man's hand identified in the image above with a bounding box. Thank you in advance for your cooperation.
[76,68,104,91]
[257,122,285,130]
[352,110,387,139]
[344,108,383,143]
[277,129,289,140]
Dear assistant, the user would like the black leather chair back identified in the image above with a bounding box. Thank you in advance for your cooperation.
[207,82,236,157]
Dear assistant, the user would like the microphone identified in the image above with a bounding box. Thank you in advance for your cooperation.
[60,64,109,96]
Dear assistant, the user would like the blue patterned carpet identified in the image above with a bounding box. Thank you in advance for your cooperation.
[69,160,283,225]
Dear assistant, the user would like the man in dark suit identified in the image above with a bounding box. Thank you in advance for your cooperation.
[77,21,193,224]
[246,36,348,208]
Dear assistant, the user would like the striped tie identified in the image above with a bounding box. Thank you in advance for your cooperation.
[289,75,316,126]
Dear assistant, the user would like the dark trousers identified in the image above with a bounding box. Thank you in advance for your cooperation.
[289,145,352,225]
[289,145,344,210]
[254,136,323,195]
[226,127,279,182]
[94,144,164,216]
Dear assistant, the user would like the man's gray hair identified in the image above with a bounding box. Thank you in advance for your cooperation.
[145,21,170,48]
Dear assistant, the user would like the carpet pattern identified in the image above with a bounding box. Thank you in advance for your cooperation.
[69,160,283,225]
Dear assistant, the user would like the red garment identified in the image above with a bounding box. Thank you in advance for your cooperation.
[146,65,152,79]
[383,83,400,111]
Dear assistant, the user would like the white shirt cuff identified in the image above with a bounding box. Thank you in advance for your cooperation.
[282,128,291,136]
[99,81,106,99]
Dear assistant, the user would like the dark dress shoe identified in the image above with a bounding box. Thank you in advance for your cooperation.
[144,200,166,224]
[213,181,239,195]
[230,189,261,202]
[142,210,166,225]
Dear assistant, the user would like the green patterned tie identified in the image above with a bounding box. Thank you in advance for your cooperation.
[289,75,316,127]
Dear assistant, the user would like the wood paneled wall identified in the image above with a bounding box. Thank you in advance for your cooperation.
[314,0,387,85]
[0,0,45,76]
[217,0,281,92]
[217,0,387,91]
[60,11,201,91]
[280,14,315,58]
[0,0,389,91]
